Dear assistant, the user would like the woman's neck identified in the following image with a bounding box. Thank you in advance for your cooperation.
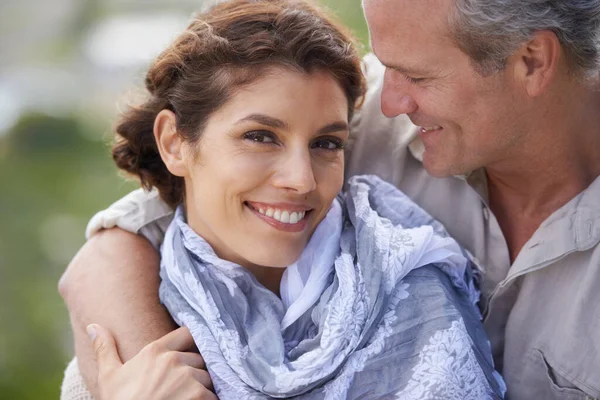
[245,265,286,297]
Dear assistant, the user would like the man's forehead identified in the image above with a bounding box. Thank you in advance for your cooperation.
[364,0,452,36]
[363,0,448,12]
[365,0,455,59]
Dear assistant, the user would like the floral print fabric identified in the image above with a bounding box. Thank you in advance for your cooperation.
[159,175,505,399]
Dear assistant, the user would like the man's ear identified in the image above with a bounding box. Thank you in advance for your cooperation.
[511,30,561,97]
[153,109,187,177]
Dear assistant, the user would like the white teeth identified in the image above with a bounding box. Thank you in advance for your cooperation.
[255,206,308,224]
[421,125,442,132]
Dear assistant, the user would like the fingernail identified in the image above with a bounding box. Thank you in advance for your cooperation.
[86,324,97,341]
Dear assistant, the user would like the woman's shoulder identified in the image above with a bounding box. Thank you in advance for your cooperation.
[403,264,473,310]
[343,174,450,237]
[85,188,174,249]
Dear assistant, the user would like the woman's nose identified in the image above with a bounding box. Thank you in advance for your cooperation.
[272,149,317,194]
[380,68,418,118]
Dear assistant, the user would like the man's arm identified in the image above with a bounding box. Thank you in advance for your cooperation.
[59,228,178,397]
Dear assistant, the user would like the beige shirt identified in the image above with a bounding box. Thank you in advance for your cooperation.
[86,54,600,400]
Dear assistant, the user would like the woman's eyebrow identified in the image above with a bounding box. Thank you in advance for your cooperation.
[318,121,349,135]
[236,114,289,130]
[236,114,348,135]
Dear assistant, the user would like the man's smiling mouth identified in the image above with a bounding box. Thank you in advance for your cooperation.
[420,125,443,133]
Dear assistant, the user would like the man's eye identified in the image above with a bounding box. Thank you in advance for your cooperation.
[243,131,276,144]
[403,75,425,84]
[312,138,344,151]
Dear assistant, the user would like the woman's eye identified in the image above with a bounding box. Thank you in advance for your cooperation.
[243,131,276,144]
[312,138,344,151]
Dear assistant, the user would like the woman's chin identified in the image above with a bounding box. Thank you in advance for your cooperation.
[245,249,304,269]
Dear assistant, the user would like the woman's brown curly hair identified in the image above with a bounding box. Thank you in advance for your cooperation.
[112,0,366,208]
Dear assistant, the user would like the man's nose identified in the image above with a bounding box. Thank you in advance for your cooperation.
[272,149,317,194]
[381,68,418,118]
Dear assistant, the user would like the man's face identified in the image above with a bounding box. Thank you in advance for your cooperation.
[363,0,527,177]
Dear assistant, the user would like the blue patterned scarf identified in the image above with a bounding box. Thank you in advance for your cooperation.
[159,175,505,399]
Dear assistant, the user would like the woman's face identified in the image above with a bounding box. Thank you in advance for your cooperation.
[177,68,349,270]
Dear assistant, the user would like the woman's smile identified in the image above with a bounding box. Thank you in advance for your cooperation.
[169,68,349,269]
[245,201,313,233]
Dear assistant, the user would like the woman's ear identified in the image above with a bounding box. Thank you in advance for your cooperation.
[154,109,188,177]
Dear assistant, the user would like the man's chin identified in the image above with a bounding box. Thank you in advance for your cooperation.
[422,155,469,178]
[422,157,454,178]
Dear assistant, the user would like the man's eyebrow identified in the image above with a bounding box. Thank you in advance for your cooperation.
[236,114,290,130]
[380,59,430,76]
[382,62,428,75]
[318,121,349,135]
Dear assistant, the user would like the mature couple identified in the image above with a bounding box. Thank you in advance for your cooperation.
[59,0,600,399]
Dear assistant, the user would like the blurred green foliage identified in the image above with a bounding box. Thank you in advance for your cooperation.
[321,0,370,49]
[0,113,138,399]
[0,1,367,399]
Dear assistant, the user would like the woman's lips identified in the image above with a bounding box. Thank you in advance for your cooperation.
[245,202,311,233]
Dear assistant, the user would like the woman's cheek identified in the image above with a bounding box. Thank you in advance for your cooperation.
[314,154,344,190]
[232,150,280,176]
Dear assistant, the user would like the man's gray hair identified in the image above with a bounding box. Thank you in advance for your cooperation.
[449,0,600,80]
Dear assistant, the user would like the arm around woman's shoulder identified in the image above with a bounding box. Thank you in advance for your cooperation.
[59,188,176,397]
[59,228,179,397]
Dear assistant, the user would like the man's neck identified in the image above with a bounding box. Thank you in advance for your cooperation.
[485,92,600,262]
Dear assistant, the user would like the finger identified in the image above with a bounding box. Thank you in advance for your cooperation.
[156,326,196,352]
[176,351,206,370]
[189,368,214,392]
[88,324,123,375]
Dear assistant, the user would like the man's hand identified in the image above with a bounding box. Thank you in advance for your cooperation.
[90,324,216,400]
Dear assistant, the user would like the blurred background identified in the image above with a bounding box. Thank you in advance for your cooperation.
[0,0,368,398]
